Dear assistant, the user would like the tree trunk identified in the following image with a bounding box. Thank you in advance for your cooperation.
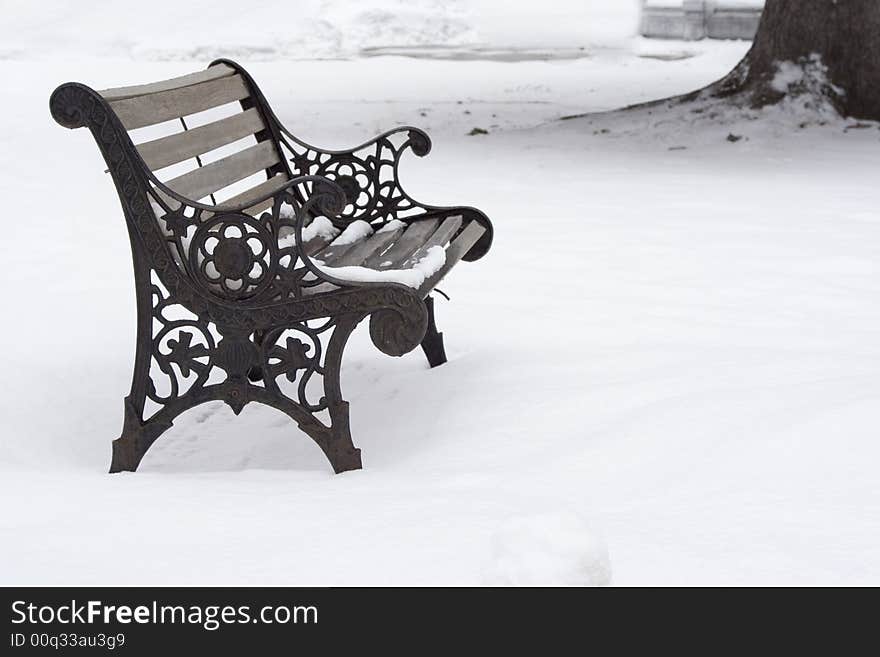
[716,0,880,120]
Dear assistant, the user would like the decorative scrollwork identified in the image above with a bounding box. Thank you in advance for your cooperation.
[283,129,432,229]
[164,332,210,378]
[369,298,429,357]
[269,117,492,260]
[144,272,352,418]
[147,279,217,407]
[49,83,92,129]
[271,336,314,381]
[260,320,333,413]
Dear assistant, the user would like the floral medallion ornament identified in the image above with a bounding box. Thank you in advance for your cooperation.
[306,154,375,224]
[189,213,277,300]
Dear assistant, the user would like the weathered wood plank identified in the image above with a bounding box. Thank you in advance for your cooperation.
[417,220,486,297]
[99,64,236,101]
[365,218,440,269]
[314,244,355,266]
[314,222,376,265]
[332,224,407,267]
[163,140,279,203]
[201,173,290,218]
[110,75,250,130]
[302,231,338,256]
[222,173,289,213]
[136,108,265,171]
[316,236,365,266]
[401,215,462,268]
[277,227,337,260]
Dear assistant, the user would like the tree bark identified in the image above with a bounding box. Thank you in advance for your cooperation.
[716,0,880,120]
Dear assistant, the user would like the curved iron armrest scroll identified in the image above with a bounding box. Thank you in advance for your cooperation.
[269,119,493,261]
[274,121,432,223]
[282,123,434,160]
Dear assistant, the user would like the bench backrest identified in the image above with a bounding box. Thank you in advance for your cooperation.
[99,62,291,216]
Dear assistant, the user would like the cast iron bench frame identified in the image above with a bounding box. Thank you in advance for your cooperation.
[50,59,492,474]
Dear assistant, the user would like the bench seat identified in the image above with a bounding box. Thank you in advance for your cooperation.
[276,214,486,296]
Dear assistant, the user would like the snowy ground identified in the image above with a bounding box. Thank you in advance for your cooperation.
[2,5,880,585]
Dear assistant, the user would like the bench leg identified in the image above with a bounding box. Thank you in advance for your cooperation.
[420,295,447,368]
[261,314,363,474]
[110,282,365,475]
[309,315,362,473]
[110,389,362,475]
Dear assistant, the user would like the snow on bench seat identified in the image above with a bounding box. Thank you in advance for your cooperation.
[299,214,485,294]
[314,246,447,289]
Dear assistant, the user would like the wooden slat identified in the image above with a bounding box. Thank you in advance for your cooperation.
[164,141,279,203]
[303,231,338,256]
[276,221,336,258]
[110,75,250,130]
[417,220,487,297]
[219,173,290,215]
[332,224,407,268]
[136,108,265,171]
[316,227,375,266]
[401,215,463,268]
[277,217,337,257]
[366,218,440,269]
[99,64,236,101]
[314,244,354,266]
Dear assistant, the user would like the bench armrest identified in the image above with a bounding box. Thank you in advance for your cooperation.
[268,119,493,262]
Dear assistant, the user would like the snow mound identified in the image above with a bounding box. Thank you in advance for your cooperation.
[330,220,374,246]
[769,54,845,111]
[301,216,340,243]
[483,512,611,586]
[559,54,865,146]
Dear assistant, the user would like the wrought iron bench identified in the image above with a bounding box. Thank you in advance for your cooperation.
[50,59,492,474]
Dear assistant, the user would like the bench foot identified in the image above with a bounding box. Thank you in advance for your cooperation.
[109,397,172,473]
[109,435,146,473]
[324,446,362,474]
[305,401,363,474]
[420,295,447,368]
